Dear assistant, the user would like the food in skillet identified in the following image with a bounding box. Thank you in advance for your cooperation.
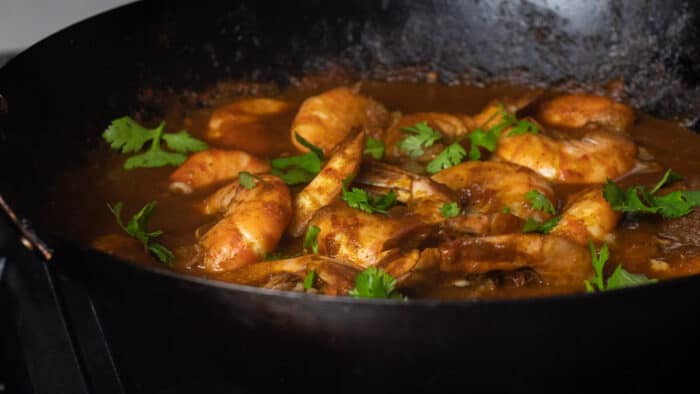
[94,80,700,300]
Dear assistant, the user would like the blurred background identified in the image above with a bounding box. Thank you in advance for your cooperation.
[0,0,133,54]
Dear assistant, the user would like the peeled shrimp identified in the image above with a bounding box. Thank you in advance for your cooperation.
[494,128,637,184]
[431,161,556,222]
[439,234,593,288]
[550,187,621,245]
[198,174,292,272]
[291,86,389,154]
[217,255,360,296]
[169,149,270,194]
[537,94,634,133]
[207,98,292,146]
[287,131,365,237]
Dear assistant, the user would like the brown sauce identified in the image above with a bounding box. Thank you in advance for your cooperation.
[45,76,700,300]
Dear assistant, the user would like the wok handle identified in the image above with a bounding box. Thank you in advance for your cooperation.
[0,194,53,262]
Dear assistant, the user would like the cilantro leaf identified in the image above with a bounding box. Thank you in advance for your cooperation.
[522,216,561,234]
[650,169,683,194]
[502,206,511,214]
[399,122,442,158]
[341,178,397,214]
[349,267,405,299]
[303,225,321,254]
[440,202,460,218]
[239,171,257,189]
[467,128,499,161]
[426,142,467,174]
[107,201,173,265]
[525,190,556,215]
[270,134,324,185]
[584,241,656,292]
[303,269,317,290]
[263,251,301,261]
[103,117,207,169]
[161,130,209,153]
[507,119,539,136]
[364,137,385,160]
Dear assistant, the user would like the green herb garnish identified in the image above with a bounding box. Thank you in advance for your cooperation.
[364,137,385,160]
[238,171,257,189]
[526,190,556,215]
[426,142,467,174]
[270,133,324,185]
[349,267,405,299]
[341,178,397,214]
[440,202,460,218]
[303,269,317,290]
[107,201,173,264]
[522,216,561,234]
[584,241,657,292]
[303,225,321,254]
[102,116,208,169]
[399,122,442,158]
[603,169,700,219]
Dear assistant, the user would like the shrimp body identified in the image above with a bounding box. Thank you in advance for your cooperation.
[537,94,634,133]
[439,234,593,288]
[288,131,365,237]
[550,187,621,245]
[169,149,270,194]
[431,161,555,222]
[198,174,292,272]
[291,86,389,154]
[207,98,292,146]
[494,129,637,184]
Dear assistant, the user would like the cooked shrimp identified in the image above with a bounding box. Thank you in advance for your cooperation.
[309,201,433,268]
[207,98,292,147]
[439,213,524,238]
[439,234,593,288]
[494,128,638,183]
[431,161,555,222]
[550,187,621,245]
[287,131,365,237]
[198,174,292,272]
[384,112,470,163]
[169,149,270,194]
[291,86,389,154]
[216,255,360,296]
[354,161,458,224]
[470,90,542,129]
[537,94,634,133]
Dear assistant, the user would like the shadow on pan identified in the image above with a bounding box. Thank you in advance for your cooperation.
[0,0,699,392]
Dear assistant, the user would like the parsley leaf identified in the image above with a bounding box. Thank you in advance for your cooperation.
[584,241,657,292]
[522,216,561,234]
[399,122,442,158]
[341,178,397,214]
[107,201,173,264]
[364,137,385,160]
[303,225,321,254]
[349,267,405,299]
[270,133,324,185]
[238,171,257,189]
[525,190,556,215]
[426,142,467,174]
[440,202,460,218]
[303,269,317,290]
[103,117,208,169]
[466,129,499,161]
[603,170,700,219]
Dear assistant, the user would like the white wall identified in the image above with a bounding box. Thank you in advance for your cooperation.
[0,0,135,52]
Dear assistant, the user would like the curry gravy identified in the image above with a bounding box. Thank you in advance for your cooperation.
[45,79,700,300]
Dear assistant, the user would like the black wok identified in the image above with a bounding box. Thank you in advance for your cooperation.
[1,1,700,392]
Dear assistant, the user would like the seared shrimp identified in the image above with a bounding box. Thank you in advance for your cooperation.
[550,187,621,245]
[287,131,365,237]
[537,94,634,133]
[439,234,593,288]
[431,161,555,222]
[169,149,270,194]
[355,161,458,224]
[494,128,637,183]
[207,98,292,147]
[291,86,389,154]
[470,90,542,129]
[384,112,471,163]
[217,255,360,296]
[309,201,433,268]
[198,174,292,272]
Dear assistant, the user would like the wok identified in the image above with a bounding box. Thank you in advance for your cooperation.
[1,0,700,392]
